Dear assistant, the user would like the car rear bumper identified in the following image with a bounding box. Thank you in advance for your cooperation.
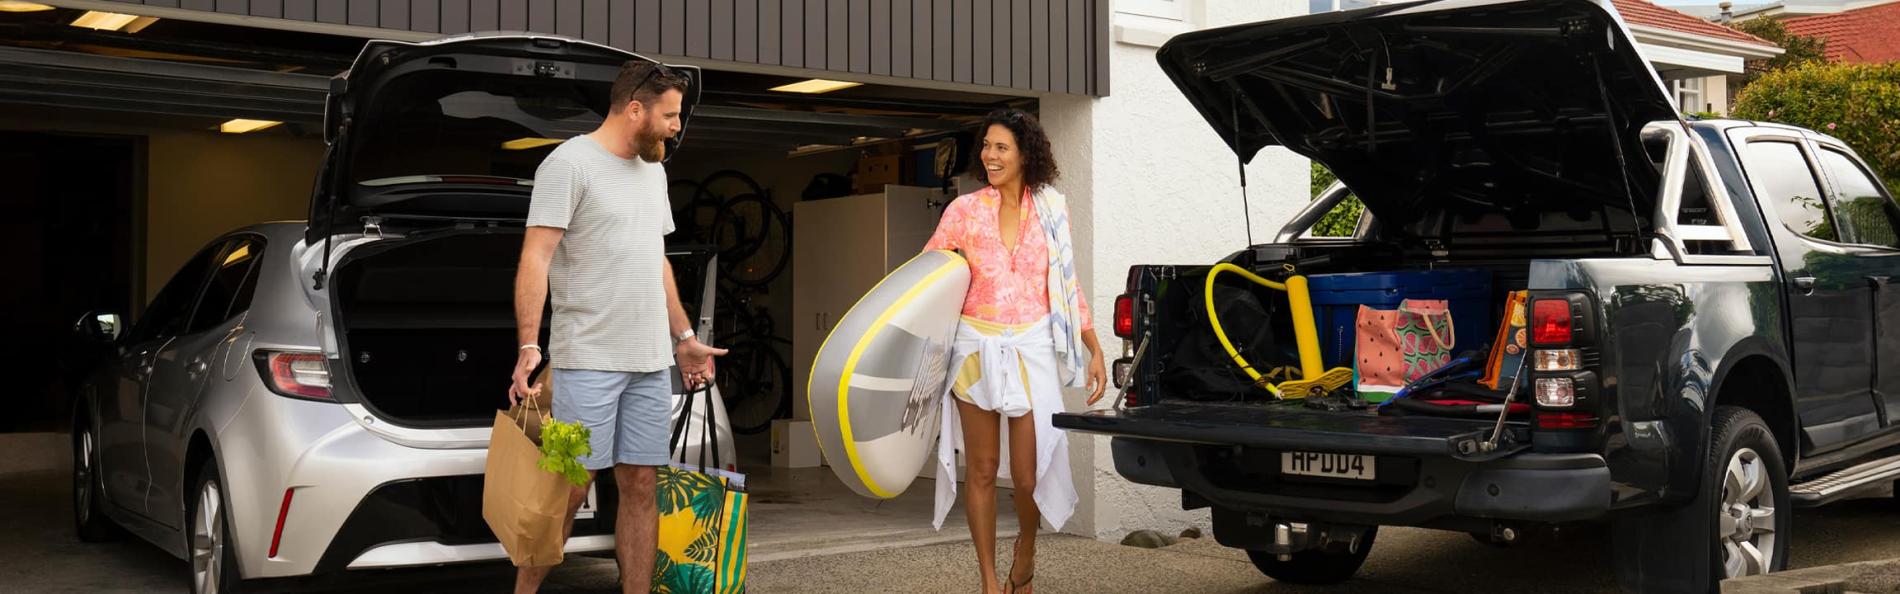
[1109,435,1610,526]
[1055,405,1609,528]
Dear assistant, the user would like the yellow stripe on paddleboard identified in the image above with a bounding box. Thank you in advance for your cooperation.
[808,250,967,498]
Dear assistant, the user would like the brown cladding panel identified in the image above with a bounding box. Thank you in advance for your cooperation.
[991,0,1009,87]
[144,0,1110,95]
[780,0,802,68]
[584,0,608,43]
[498,0,526,30]
[736,0,758,62]
[973,0,989,85]
[382,0,410,30]
[1011,0,1029,90]
[869,0,889,75]
[686,0,710,58]
[635,0,660,53]
[932,0,951,82]
[1032,0,1048,91]
[470,0,498,31]
[440,0,467,32]
[759,0,781,64]
[1048,0,1065,93]
[910,0,929,80]
[848,0,868,74]
[891,0,910,77]
[803,0,824,70]
[412,0,439,33]
[712,0,734,61]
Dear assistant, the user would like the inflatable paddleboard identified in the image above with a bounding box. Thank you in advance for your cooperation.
[809,250,970,499]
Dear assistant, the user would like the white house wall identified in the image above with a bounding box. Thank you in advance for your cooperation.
[1044,0,1311,541]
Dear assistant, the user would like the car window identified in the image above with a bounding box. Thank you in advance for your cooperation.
[187,237,265,333]
[1816,149,1900,249]
[126,241,224,345]
[1740,140,1835,242]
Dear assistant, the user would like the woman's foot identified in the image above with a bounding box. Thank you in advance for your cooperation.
[1005,540,1035,594]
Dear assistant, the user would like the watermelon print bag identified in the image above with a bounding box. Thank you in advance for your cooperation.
[1354,300,1455,401]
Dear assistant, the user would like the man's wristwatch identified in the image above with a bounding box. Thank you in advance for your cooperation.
[674,328,696,345]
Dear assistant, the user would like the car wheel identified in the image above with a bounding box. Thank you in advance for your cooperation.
[191,460,243,594]
[72,420,123,542]
[1708,406,1789,581]
[1244,527,1376,585]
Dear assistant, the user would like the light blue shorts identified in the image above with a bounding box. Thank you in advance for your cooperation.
[551,368,673,470]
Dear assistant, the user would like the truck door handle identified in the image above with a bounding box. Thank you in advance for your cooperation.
[189,359,209,376]
[1794,277,1817,294]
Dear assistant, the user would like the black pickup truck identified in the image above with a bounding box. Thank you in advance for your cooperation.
[1054,0,1900,591]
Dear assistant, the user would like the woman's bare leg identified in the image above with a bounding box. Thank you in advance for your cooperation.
[1005,412,1040,594]
[956,398,1005,594]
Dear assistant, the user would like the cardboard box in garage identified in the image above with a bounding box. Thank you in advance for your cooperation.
[852,154,901,194]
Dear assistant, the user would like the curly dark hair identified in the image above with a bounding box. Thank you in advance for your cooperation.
[973,108,1060,191]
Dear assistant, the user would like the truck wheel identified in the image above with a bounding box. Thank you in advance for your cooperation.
[1245,527,1376,585]
[1708,406,1789,580]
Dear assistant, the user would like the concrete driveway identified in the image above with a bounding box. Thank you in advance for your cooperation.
[7,431,1899,593]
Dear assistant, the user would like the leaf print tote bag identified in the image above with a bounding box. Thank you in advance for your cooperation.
[654,386,749,594]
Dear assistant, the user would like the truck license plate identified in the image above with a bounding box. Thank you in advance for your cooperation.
[1281,451,1375,481]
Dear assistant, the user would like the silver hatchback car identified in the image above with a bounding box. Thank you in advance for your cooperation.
[70,34,733,594]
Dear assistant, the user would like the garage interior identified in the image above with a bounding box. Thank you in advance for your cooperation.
[4,4,1031,563]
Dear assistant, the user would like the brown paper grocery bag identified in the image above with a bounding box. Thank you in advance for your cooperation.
[482,388,569,567]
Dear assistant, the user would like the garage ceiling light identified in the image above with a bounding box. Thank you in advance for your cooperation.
[220,119,281,134]
[501,137,564,150]
[0,2,56,12]
[769,79,863,94]
[71,11,159,33]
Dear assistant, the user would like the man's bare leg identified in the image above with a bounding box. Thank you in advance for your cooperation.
[514,470,597,594]
[615,464,660,594]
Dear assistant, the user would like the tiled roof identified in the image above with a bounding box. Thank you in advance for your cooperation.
[1611,0,1781,48]
[1784,0,1900,62]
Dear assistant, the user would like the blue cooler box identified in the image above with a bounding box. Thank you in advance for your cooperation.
[1307,269,1494,368]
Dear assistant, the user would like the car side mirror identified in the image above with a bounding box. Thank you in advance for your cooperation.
[76,311,123,343]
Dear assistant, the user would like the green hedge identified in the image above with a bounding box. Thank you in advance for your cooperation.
[1732,61,1900,191]
[1309,162,1363,237]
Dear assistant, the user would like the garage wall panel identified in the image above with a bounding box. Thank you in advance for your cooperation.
[114,0,1112,96]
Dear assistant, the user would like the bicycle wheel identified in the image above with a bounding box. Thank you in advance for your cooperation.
[674,198,723,248]
[721,339,793,435]
[716,193,791,288]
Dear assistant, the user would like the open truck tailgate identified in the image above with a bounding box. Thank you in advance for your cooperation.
[1055,403,1527,460]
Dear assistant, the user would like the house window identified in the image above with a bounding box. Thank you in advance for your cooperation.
[1120,0,1189,20]
[1673,78,1706,113]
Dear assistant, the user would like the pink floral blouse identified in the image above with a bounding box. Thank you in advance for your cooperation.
[923,186,1092,331]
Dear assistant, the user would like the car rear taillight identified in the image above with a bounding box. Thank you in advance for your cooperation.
[1525,293,1598,441]
[1114,294,1136,339]
[1531,299,1573,344]
[1536,412,1600,430]
[254,350,333,401]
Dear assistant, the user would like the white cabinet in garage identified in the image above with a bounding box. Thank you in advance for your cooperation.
[791,185,948,424]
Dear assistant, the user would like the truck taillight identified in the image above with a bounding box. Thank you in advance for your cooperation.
[1531,299,1573,344]
[254,350,333,401]
[1114,294,1135,339]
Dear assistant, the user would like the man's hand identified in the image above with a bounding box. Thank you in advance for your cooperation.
[509,347,543,406]
[676,338,728,391]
